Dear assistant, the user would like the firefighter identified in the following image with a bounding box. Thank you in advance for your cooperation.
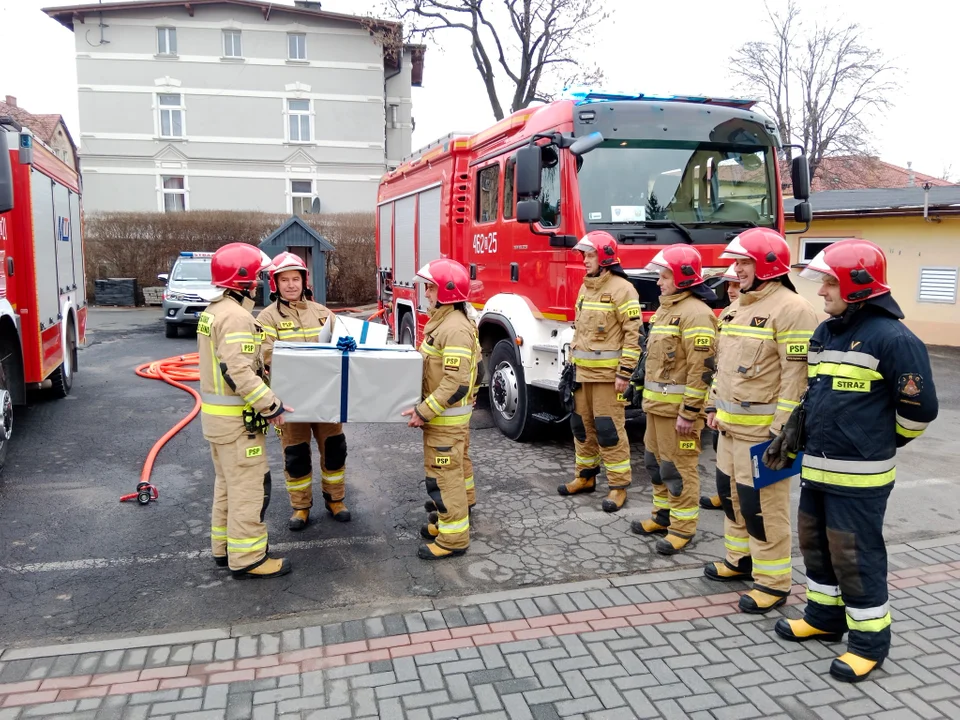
[702,227,818,613]
[257,252,350,531]
[199,242,292,579]
[769,239,938,682]
[701,263,741,511]
[630,246,717,554]
[401,258,480,560]
[558,231,643,513]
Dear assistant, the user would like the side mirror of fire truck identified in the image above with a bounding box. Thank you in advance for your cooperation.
[515,144,543,198]
[0,128,13,214]
[791,154,811,201]
[568,131,604,156]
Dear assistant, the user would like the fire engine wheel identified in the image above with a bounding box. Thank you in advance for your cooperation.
[399,313,416,347]
[0,362,12,472]
[489,339,535,442]
[49,320,77,399]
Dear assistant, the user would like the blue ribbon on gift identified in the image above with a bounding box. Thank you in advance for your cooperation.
[336,336,357,422]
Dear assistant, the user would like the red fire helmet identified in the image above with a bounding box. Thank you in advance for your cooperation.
[415,258,470,304]
[794,238,890,302]
[211,243,272,292]
[644,245,705,288]
[720,227,791,280]
[574,230,620,267]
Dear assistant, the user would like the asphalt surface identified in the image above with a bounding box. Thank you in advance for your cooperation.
[0,308,957,650]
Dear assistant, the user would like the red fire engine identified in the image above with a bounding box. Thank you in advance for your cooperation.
[376,90,811,440]
[0,117,87,468]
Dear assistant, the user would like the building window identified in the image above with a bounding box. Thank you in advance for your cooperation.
[291,180,314,215]
[799,238,839,262]
[223,30,242,58]
[476,164,500,223]
[288,33,306,60]
[287,99,311,142]
[162,176,186,212]
[158,93,184,138]
[157,27,177,55]
[918,267,958,304]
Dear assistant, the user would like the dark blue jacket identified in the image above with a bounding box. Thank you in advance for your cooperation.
[800,294,938,496]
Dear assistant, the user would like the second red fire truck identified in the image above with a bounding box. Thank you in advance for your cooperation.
[376,89,811,440]
[0,116,87,469]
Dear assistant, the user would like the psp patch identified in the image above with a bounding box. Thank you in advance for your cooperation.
[786,342,808,361]
[434,455,451,466]
[443,356,461,369]
[245,446,263,458]
[898,373,923,397]
[693,335,712,351]
[241,342,256,354]
[678,439,697,451]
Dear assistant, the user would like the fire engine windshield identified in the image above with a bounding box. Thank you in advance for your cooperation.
[576,140,778,231]
[173,259,213,282]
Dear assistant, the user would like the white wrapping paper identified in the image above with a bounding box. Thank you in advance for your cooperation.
[329,315,390,347]
[270,341,422,423]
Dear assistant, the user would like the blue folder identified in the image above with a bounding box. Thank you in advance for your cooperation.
[749,439,803,488]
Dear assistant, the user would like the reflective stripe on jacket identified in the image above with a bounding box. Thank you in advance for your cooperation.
[713,282,818,440]
[642,291,717,420]
[198,293,281,443]
[416,304,480,432]
[571,271,643,383]
[801,302,938,495]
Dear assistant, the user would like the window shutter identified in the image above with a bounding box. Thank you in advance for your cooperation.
[918,267,958,304]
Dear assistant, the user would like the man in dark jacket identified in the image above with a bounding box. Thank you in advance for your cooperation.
[764,238,938,683]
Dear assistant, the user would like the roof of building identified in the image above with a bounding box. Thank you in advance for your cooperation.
[42,0,425,85]
[0,96,77,156]
[785,186,960,217]
[783,156,954,194]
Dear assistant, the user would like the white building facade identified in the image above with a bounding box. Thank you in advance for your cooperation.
[45,0,423,215]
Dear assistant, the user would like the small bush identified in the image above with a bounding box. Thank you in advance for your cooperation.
[83,210,376,305]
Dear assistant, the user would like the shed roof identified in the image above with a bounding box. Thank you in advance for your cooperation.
[259,215,334,252]
[785,186,960,218]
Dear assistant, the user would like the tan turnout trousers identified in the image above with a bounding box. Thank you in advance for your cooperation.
[643,414,705,539]
[572,382,631,489]
[280,422,347,510]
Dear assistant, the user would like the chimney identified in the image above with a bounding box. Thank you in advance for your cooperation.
[907,161,915,187]
[4,95,16,107]
[294,1,323,9]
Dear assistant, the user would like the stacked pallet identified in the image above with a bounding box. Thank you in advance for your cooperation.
[94,278,139,307]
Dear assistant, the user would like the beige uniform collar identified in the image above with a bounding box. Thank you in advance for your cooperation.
[583,271,612,291]
[657,291,692,310]
[739,280,781,307]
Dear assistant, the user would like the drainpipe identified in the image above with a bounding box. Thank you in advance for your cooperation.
[923,182,941,223]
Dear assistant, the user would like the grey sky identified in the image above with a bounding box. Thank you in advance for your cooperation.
[3,0,957,180]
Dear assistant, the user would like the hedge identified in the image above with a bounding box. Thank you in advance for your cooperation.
[82,210,376,306]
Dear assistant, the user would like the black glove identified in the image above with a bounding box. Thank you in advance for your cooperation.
[761,400,805,470]
[623,351,646,404]
[558,362,579,413]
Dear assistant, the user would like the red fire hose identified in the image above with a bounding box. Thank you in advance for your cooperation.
[122,353,201,504]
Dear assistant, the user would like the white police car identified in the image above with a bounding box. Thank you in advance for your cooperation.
[158,252,222,338]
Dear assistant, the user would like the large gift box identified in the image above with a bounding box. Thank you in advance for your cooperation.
[326,314,390,348]
[270,339,422,423]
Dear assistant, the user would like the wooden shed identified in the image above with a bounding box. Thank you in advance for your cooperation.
[259,216,335,304]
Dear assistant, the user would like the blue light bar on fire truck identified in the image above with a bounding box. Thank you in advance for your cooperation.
[560,86,757,109]
[179,251,214,258]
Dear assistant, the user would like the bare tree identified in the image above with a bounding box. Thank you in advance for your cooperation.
[730,0,898,182]
[941,164,954,184]
[380,0,610,121]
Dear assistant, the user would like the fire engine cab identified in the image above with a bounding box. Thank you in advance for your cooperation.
[376,89,811,441]
[0,117,87,469]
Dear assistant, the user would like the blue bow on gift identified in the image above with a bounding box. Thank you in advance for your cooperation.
[336,336,357,421]
[336,336,357,352]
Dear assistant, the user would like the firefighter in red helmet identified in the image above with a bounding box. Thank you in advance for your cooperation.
[402,258,481,560]
[630,245,717,554]
[558,231,643,513]
[199,242,292,579]
[768,239,938,682]
[702,227,818,613]
[257,252,351,531]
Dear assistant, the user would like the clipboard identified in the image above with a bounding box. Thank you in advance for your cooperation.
[750,439,803,488]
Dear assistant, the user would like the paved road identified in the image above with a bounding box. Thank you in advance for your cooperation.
[0,538,958,719]
[0,308,956,649]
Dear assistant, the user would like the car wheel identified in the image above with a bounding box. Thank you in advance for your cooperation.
[165,322,179,339]
[399,313,416,347]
